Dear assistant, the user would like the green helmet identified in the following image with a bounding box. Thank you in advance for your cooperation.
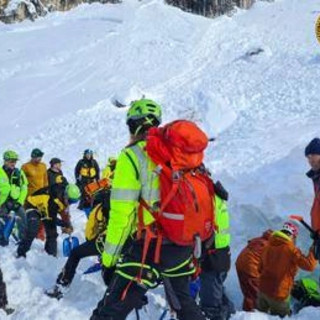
[3,150,19,161]
[126,99,162,125]
[66,184,81,202]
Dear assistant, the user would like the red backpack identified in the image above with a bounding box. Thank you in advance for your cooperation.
[139,120,215,250]
[121,120,216,299]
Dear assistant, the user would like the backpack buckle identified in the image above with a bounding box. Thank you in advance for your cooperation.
[193,234,202,259]
[172,171,181,181]
[153,165,162,175]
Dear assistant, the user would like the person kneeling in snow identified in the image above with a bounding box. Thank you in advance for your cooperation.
[257,222,317,317]
[235,229,273,311]
[46,187,111,299]
[16,184,80,258]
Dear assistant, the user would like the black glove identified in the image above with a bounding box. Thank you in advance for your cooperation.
[13,202,21,211]
[101,265,116,286]
[214,181,229,201]
[310,231,320,241]
[5,201,14,211]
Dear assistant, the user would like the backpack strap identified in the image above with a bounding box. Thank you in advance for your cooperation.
[124,151,139,180]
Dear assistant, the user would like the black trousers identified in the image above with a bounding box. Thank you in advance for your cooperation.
[58,240,99,286]
[90,242,206,320]
[0,268,8,309]
[17,210,58,257]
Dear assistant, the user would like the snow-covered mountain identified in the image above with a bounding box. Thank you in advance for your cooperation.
[1,0,320,319]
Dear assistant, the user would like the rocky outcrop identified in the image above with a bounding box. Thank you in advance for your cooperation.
[0,0,273,24]
[166,0,272,18]
[0,0,46,23]
[0,0,118,23]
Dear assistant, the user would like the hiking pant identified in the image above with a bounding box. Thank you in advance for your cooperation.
[58,240,99,286]
[17,209,58,257]
[257,292,290,318]
[0,268,8,309]
[90,242,205,320]
[0,205,27,246]
[199,270,235,320]
[236,269,259,311]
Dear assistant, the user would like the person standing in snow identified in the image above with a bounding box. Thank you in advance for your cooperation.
[0,150,28,246]
[21,149,48,196]
[46,186,111,299]
[305,138,320,234]
[75,149,100,210]
[90,99,206,320]
[16,183,79,258]
[257,222,316,317]
[235,229,272,311]
[29,157,72,256]
[199,182,235,320]
[102,157,117,181]
[21,148,48,241]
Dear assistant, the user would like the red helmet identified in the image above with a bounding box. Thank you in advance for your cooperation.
[282,222,299,237]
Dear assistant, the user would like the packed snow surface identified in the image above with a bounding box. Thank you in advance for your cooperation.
[1,0,320,319]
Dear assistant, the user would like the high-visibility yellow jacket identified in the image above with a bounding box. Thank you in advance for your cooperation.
[26,187,68,220]
[0,166,28,207]
[214,195,231,249]
[102,140,159,267]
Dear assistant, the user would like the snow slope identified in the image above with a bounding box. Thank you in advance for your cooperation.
[1,0,320,319]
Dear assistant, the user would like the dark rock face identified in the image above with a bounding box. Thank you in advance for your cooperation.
[0,0,119,23]
[166,0,258,17]
[166,0,236,17]
[0,0,269,24]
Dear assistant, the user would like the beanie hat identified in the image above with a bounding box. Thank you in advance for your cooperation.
[305,138,320,157]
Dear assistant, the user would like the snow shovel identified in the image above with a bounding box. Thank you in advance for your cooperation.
[289,215,320,261]
[62,235,80,257]
[0,211,16,245]
[3,213,16,242]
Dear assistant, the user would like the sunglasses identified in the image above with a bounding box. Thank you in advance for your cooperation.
[7,160,17,163]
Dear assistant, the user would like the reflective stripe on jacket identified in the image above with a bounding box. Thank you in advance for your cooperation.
[0,167,28,206]
[103,140,159,267]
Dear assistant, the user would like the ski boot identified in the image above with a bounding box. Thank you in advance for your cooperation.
[4,307,15,315]
[45,283,68,300]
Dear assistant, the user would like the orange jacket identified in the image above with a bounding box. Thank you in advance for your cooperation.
[21,161,48,196]
[236,230,272,278]
[259,231,316,301]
